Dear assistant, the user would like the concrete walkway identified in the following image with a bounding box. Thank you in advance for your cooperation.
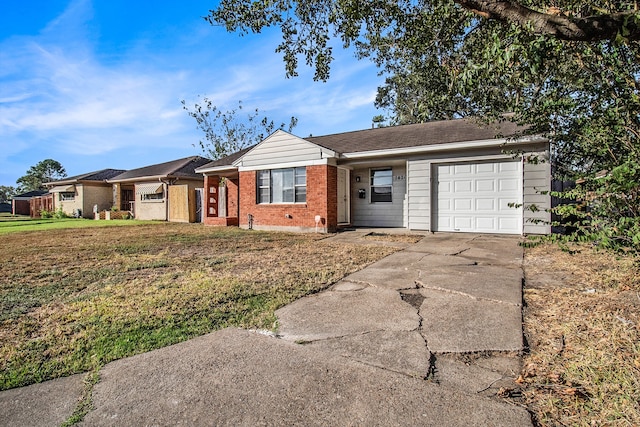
[1,231,531,426]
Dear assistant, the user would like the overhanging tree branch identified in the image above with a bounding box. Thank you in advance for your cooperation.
[456,1,640,41]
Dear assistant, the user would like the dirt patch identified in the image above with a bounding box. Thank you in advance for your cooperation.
[522,243,640,426]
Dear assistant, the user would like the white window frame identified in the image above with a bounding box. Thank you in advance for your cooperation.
[60,192,75,201]
[370,168,393,203]
[257,167,306,204]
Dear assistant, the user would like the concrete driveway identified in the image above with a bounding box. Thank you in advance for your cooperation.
[1,231,531,426]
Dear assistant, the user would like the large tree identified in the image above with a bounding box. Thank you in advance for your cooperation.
[0,186,16,203]
[182,98,298,160]
[16,159,66,192]
[208,1,640,251]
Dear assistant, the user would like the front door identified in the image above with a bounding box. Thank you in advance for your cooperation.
[121,189,134,211]
[337,168,349,224]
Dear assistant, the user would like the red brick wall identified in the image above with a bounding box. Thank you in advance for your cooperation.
[239,165,338,232]
[12,200,30,216]
[203,175,240,226]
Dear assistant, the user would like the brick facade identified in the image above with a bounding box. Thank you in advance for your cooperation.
[239,165,338,232]
[203,175,240,226]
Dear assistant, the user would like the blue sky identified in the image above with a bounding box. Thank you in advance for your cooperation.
[0,0,384,188]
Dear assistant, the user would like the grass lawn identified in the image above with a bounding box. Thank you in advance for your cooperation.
[0,223,400,390]
[0,217,157,235]
[522,244,640,426]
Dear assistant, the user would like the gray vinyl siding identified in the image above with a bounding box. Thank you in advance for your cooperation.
[523,151,551,234]
[351,165,406,227]
[239,130,334,168]
[406,160,431,230]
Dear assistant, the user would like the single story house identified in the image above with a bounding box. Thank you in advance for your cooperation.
[11,190,48,215]
[196,119,551,235]
[108,156,209,221]
[43,169,126,218]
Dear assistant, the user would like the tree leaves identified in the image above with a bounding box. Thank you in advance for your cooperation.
[16,159,66,192]
[182,98,298,160]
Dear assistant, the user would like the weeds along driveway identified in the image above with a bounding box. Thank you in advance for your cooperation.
[0,223,401,390]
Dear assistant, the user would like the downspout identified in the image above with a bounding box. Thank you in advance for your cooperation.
[160,177,169,222]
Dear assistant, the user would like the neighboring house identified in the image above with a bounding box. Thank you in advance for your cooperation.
[11,190,47,215]
[108,156,209,221]
[44,169,126,218]
[0,202,11,213]
[196,119,551,235]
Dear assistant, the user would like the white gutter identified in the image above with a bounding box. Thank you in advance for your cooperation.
[339,136,548,159]
[194,165,237,174]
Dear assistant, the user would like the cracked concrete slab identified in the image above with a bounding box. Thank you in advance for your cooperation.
[82,328,531,427]
[419,289,523,353]
[343,267,420,290]
[0,373,85,427]
[458,236,524,266]
[434,354,520,397]
[276,285,420,341]
[364,250,430,268]
[302,330,431,378]
[417,264,523,305]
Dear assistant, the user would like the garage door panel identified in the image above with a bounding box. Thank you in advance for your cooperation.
[476,163,496,174]
[476,217,497,230]
[499,178,519,191]
[500,162,520,172]
[476,179,495,192]
[454,198,472,211]
[454,180,472,192]
[476,198,495,211]
[435,160,522,234]
[454,217,472,229]
[454,164,472,174]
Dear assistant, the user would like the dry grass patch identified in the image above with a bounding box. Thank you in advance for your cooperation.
[523,243,640,426]
[1,223,398,390]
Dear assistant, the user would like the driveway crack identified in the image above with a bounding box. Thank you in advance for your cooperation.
[415,281,522,307]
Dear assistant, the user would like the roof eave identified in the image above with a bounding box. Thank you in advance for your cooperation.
[107,175,168,184]
[339,135,548,160]
[195,165,238,174]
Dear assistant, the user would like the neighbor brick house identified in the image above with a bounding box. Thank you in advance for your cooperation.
[43,169,126,218]
[197,119,551,235]
[11,190,47,216]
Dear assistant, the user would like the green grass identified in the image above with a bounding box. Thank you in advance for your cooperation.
[0,223,399,390]
[0,218,161,235]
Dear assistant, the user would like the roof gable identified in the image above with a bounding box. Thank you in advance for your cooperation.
[235,130,336,169]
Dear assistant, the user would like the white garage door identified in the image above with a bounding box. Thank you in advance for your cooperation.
[434,160,522,234]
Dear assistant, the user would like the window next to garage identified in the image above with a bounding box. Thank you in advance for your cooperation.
[257,167,306,204]
[370,168,392,202]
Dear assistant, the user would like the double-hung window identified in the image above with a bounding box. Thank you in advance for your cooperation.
[257,167,306,203]
[370,168,393,202]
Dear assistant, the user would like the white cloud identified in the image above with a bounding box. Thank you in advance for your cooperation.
[0,0,385,186]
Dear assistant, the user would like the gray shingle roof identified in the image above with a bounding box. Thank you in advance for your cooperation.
[13,190,48,198]
[45,169,127,186]
[193,119,530,173]
[109,156,210,181]
[305,119,526,154]
[196,146,256,170]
